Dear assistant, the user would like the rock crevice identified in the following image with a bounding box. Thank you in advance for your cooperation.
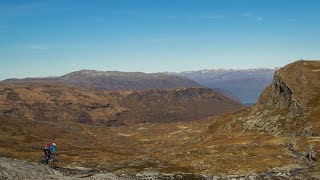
[260,72,302,117]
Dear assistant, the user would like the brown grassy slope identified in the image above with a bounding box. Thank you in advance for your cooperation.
[117,88,242,124]
[205,60,320,174]
[209,60,320,136]
[0,115,298,175]
[3,60,320,176]
[0,88,302,176]
[0,84,124,126]
[0,84,242,126]
[0,116,143,170]
[256,60,320,135]
[0,82,296,175]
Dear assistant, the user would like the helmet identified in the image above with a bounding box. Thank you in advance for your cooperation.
[52,143,56,147]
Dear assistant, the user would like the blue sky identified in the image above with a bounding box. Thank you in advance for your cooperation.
[0,0,319,80]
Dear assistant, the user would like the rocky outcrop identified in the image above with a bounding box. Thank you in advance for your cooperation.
[0,157,64,179]
[1,157,317,180]
[225,60,320,135]
[259,72,302,117]
[0,157,128,180]
[260,73,292,109]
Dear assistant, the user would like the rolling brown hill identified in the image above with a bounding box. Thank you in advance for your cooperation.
[0,82,245,176]
[210,60,320,136]
[1,60,320,178]
[1,70,202,91]
[204,60,320,176]
[0,83,242,126]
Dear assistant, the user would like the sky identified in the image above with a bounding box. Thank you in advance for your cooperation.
[0,0,320,80]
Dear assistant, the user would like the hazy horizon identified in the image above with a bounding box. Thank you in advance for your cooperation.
[1,0,320,80]
[0,65,281,81]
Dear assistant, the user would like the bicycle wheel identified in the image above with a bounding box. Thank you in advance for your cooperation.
[48,158,59,167]
[38,155,48,164]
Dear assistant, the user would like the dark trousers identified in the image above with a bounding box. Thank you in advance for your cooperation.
[44,149,51,163]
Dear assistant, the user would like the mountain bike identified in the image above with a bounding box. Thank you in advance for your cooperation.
[38,154,59,167]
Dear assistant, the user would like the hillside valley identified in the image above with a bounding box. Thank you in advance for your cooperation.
[1,0,320,178]
[0,60,320,179]
[1,69,264,105]
[0,84,242,126]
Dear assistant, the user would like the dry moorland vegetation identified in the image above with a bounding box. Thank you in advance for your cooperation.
[0,60,320,177]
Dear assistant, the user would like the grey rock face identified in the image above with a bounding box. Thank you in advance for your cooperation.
[0,157,126,180]
[0,157,316,180]
[228,71,307,134]
[0,157,64,180]
[260,72,302,117]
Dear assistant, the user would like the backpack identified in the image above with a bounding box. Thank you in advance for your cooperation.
[44,143,51,149]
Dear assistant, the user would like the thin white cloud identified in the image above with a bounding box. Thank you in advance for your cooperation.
[242,12,265,23]
[167,15,178,19]
[29,45,49,50]
[167,15,225,20]
[199,15,225,19]
[112,10,137,15]
[288,18,297,22]
[94,17,105,23]
[1,2,73,18]
[148,33,171,43]
[243,12,252,17]
[15,2,46,9]
[256,17,264,21]
[149,37,170,43]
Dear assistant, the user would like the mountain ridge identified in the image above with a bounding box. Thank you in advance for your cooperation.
[1,70,202,91]
[1,68,278,104]
[176,67,278,74]
[0,84,243,126]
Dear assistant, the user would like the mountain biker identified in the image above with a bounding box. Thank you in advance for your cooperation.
[44,143,57,163]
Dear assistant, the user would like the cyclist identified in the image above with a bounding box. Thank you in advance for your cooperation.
[44,143,57,163]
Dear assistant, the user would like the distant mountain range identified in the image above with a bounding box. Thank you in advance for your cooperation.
[1,68,278,104]
[1,70,201,91]
[172,68,277,104]
[0,70,243,125]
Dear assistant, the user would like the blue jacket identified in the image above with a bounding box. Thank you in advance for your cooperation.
[49,145,57,155]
